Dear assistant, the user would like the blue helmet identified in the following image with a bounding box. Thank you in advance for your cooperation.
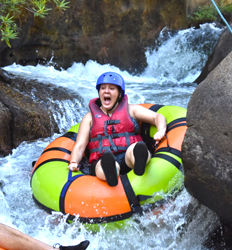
[96,72,125,97]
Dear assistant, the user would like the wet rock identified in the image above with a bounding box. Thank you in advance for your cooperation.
[182,51,232,226]
[204,222,232,250]
[0,78,57,156]
[195,24,232,84]
[0,101,12,156]
[0,68,11,83]
[0,73,85,157]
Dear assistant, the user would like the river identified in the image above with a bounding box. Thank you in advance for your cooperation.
[0,23,223,249]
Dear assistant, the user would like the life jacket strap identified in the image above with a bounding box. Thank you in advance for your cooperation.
[90,132,137,142]
[89,146,128,153]
[89,131,137,154]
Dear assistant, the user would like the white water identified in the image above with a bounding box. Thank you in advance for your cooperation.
[0,23,223,249]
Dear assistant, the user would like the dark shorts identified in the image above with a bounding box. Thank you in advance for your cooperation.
[89,152,131,176]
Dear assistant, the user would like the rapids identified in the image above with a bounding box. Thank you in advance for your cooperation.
[0,23,223,249]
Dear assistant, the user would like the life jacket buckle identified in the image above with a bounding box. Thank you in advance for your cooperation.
[106,120,115,125]
[106,120,120,125]
[110,134,119,139]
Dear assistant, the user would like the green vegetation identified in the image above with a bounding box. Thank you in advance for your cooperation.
[0,0,69,47]
[189,1,232,25]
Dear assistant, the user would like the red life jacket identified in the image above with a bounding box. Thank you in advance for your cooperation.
[88,95,142,163]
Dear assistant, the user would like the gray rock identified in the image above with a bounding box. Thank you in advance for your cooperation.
[182,51,232,226]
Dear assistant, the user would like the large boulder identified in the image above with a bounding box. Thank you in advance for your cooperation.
[0,0,188,74]
[182,51,232,226]
[0,74,85,157]
[0,78,58,156]
[0,102,12,156]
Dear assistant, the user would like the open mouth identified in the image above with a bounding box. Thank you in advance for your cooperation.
[104,96,111,104]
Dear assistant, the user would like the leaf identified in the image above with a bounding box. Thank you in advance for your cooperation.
[6,39,11,48]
